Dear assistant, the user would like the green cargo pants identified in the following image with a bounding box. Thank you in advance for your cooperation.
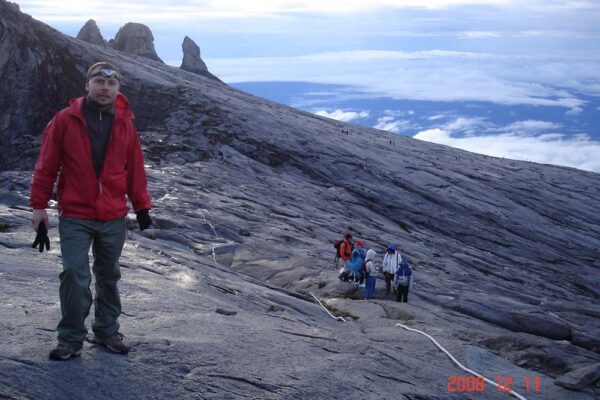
[57,216,126,350]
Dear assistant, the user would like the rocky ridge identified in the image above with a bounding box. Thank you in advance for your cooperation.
[74,19,219,80]
[181,35,219,81]
[1,1,599,399]
[76,19,105,46]
[109,22,164,63]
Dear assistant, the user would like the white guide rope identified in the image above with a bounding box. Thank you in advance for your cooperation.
[309,292,346,322]
[309,292,527,400]
[395,323,527,400]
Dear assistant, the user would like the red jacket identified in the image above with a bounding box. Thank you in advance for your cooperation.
[340,239,353,261]
[30,94,151,221]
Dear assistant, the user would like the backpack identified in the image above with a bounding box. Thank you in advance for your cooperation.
[400,256,411,269]
[395,256,413,287]
[333,240,343,258]
[360,260,368,278]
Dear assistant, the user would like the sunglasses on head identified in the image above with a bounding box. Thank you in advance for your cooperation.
[88,68,120,80]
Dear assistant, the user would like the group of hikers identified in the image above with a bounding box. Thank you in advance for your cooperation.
[335,233,414,302]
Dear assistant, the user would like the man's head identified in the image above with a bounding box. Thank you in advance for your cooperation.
[85,62,121,109]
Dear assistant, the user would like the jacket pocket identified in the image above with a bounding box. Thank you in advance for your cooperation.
[103,171,128,198]
[58,176,95,214]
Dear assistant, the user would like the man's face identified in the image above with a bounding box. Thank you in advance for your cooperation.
[85,70,119,108]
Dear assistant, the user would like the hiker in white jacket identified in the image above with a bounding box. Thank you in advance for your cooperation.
[382,243,401,295]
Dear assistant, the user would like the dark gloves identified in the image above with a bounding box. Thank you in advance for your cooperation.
[136,209,152,231]
[32,221,50,253]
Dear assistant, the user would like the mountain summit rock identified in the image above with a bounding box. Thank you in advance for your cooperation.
[109,22,163,63]
[76,19,105,45]
[180,35,219,81]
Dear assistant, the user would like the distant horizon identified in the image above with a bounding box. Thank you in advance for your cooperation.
[14,0,600,172]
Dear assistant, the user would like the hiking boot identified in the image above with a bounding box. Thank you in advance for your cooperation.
[49,344,81,361]
[100,332,130,354]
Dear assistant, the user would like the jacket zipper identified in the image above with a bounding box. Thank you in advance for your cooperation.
[96,109,117,184]
[75,101,121,196]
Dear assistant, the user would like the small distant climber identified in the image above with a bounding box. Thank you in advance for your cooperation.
[338,233,354,281]
[364,249,377,300]
[348,241,366,285]
[382,243,401,295]
[333,238,343,269]
[394,256,414,303]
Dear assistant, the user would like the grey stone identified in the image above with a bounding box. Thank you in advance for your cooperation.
[180,35,219,81]
[109,22,163,63]
[76,19,105,45]
[215,308,237,316]
[555,363,600,390]
[572,330,600,353]
[451,294,572,340]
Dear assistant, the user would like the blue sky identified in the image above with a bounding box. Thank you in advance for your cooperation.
[15,0,600,172]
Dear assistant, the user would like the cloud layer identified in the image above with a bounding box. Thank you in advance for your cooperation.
[413,128,600,172]
[314,109,369,122]
[209,50,599,113]
[315,105,600,172]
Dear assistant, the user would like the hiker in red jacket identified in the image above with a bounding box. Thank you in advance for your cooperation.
[30,62,152,360]
[338,233,354,281]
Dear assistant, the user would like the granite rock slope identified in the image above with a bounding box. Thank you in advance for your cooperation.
[1,1,599,399]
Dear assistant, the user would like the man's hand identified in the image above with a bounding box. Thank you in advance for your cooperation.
[136,209,152,231]
[32,221,50,252]
[32,209,49,232]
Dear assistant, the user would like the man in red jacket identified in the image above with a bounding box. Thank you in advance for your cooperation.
[337,233,354,281]
[30,62,152,360]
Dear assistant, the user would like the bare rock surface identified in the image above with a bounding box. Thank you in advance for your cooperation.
[76,19,105,46]
[180,35,219,81]
[1,1,599,398]
[109,22,163,63]
[555,363,600,390]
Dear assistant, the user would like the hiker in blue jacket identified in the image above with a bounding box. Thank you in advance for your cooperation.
[364,249,377,300]
[393,256,414,303]
[348,241,366,285]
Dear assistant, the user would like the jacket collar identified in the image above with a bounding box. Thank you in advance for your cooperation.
[67,93,134,121]
[83,97,115,116]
